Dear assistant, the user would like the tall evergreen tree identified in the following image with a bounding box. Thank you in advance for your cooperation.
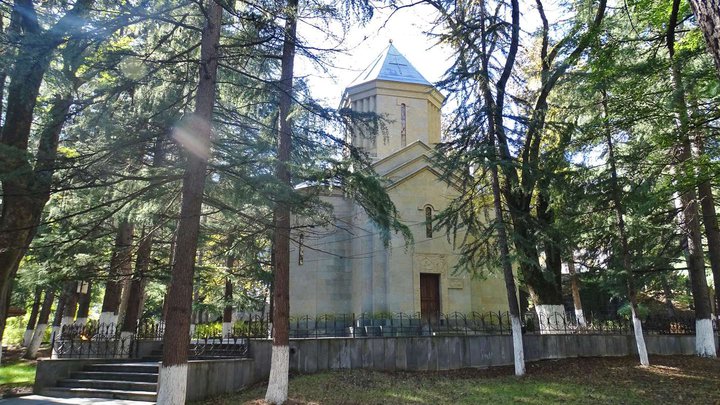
[157,0,223,402]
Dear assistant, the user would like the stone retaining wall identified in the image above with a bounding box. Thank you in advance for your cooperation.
[34,334,718,402]
[250,334,711,374]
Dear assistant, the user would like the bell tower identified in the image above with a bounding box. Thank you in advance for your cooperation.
[342,42,445,159]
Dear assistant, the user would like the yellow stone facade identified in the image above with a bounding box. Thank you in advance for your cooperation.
[288,45,509,317]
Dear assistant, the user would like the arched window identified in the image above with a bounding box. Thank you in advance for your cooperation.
[425,207,433,238]
[400,103,407,147]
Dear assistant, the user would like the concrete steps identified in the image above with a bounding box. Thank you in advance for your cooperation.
[71,371,159,382]
[58,378,157,391]
[84,363,159,373]
[42,362,158,402]
[42,387,157,402]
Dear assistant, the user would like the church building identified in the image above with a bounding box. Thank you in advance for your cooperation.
[289,43,509,319]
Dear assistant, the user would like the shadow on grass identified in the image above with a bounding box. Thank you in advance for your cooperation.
[199,355,720,405]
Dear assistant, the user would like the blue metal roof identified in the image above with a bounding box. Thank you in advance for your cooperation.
[348,43,432,88]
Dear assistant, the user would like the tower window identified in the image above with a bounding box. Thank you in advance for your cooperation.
[401,103,407,147]
[425,207,433,238]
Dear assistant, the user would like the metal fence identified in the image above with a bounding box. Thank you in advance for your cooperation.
[277,311,712,337]
[51,322,134,359]
[136,311,710,338]
[51,311,714,359]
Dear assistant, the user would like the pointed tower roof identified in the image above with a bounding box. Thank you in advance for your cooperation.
[347,43,432,88]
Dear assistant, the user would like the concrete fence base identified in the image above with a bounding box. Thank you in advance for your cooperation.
[253,334,711,374]
[34,334,718,402]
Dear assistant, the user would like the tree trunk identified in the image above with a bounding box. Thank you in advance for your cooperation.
[100,221,134,325]
[603,96,649,366]
[662,276,676,317]
[75,281,92,326]
[50,288,67,344]
[0,0,93,354]
[512,217,564,331]
[121,228,152,338]
[694,135,720,318]
[472,0,524,374]
[223,256,234,338]
[23,286,42,346]
[668,0,716,357]
[567,258,585,327]
[25,290,54,359]
[157,1,222,403]
[488,126,525,375]
[117,269,133,328]
[506,209,564,316]
[689,0,720,77]
[61,282,79,328]
[265,0,299,402]
[0,264,17,364]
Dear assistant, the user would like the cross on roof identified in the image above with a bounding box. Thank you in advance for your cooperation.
[347,43,432,87]
[388,58,407,68]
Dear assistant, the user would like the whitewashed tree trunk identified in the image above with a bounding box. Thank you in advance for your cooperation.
[23,329,34,347]
[510,315,525,375]
[575,309,586,327]
[60,316,74,329]
[157,1,222,403]
[602,91,650,366]
[534,304,566,333]
[26,323,48,359]
[22,287,42,347]
[25,291,55,360]
[98,311,118,326]
[265,345,290,404]
[631,307,649,366]
[74,317,87,326]
[667,0,717,359]
[696,318,716,357]
[265,0,299,401]
[157,364,188,404]
[222,322,232,339]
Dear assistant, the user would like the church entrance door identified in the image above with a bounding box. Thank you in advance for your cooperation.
[420,273,440,323]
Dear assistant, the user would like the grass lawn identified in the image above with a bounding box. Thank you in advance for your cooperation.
[201,355,720,405]
[0,360,36,397]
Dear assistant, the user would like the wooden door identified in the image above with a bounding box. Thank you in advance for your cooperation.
[420,273,440,323]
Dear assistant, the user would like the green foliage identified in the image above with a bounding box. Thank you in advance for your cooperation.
[1,317,25,346]
[6,0,720,329]
[617,303,650,320]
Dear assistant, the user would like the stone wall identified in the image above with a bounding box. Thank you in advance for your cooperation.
[34,334,717,402]
[251,334,712,374]
[186,359,257,402]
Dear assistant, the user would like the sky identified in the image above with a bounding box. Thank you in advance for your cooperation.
[294,2,453,108]
[293,0,560,109]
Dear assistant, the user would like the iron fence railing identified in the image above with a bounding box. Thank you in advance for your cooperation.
[190,336,251,359]
[51,311,716,359]
[51,322,134,359]
[135,316,269,341]
[283,311,714,337]
[145,311,712,338]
